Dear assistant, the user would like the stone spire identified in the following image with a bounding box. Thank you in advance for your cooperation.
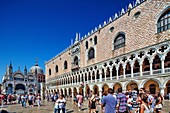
[24,65,27,76]
[35,58,38,66]
[74,33,79,44]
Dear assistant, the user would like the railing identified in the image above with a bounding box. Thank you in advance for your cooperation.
[134,73,140,77]
[165,68,170,73]
[143,71,150,76]
[126,74,131,78]
[153,69,162,74]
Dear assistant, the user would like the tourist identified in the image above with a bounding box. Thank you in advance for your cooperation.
[57,94,66,113]
[36,94,41,106]
[21,94,26,108]
[28,94,33,107]
[145,91,155,113]
[73,94,77,106]
[140,93,150,113]
[89,94,96,113]
[76,93,83,111]
[116,88,127,113]
[154,92,163,113]
[127,95,133,113]
[101,88,117,113]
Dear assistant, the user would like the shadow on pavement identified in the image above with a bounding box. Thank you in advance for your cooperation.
[66,110,74,113]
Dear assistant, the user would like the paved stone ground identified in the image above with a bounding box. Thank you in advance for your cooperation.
[0,99,170,113]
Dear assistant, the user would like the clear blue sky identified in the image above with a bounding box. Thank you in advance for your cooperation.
[0,0,134,82]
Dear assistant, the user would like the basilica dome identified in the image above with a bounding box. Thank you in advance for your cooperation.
[30,62,43,75]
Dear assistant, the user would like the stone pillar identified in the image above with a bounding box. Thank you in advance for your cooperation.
[160,87,165,97]
[94,71,97,82]
[116,66,119,80]
[161,57,165,74]
[110,67,113,80]
[131,64,134,78]
[67,88,69,96]
[123,64,126,79]
[72,76,74,85]
[150,60,153,75]
[104,68,107,81]
[90,72,93,83]
[140,64,143,76]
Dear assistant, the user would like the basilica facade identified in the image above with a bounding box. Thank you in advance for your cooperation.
[45,0,170,99]
[2,62,45,95]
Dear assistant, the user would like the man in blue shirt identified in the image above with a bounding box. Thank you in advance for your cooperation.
[101,88,117,113]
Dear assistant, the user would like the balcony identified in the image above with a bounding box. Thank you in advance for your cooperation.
[71,63,80,71]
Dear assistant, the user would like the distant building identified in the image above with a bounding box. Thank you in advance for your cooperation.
[1,61,45,95]
[45,0,170,98]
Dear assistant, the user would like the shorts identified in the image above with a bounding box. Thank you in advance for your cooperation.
[78,102,82,107]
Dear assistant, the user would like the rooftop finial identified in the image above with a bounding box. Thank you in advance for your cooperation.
[74,33,79,44]
[35,58,38,66]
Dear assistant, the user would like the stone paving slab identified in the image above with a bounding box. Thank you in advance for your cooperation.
[1,99,170,113]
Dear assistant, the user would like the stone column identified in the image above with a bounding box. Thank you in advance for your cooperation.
[94,71,97,82]
[160,87,165,97]
[104,68,107,81]
[131,64,134,78]
[110,67,113,80]
[150,60,153,75]
[123,64,126,79]
[90,71,93,83]
[116,66,119,80]
[72,76,74,85]
[140,63,143,76]
[161,57,165,74]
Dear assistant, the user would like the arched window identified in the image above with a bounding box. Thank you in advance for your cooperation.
[149,84,156,94]
[85,41,88,49]
[49,69,51,76]
[64,61,68,69]
[88,47,95,60]
[55,65,58,73]
[94,36,97,45]
[114,33,125,50]
[74,56,78,65]
[157,9,170,33]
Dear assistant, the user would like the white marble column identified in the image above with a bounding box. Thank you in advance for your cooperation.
[116,66,119,80]
[150,60,153,75]
[94,71,97,82]
[110,67,113,80]
[161,58,165,74]
[131,64,134,78]
[90,71,93,83]
[104,68,107,81]
[123,64,126,79]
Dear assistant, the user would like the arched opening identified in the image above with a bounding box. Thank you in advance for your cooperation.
[88,47,95,60]
[86,85,90,96]
[157,9,170,33]
[73,87,77,95]
[15,84,26,94]
[112,66,116,78]
[78,75,80,83]
[143,58,150,71]
[106,67,110,78]
[74,56,79,66]
[88,72,91,81]
[114,33,125,50]
[144,80,160,94]
[102,69,105,79]
[126,82,138,91]
[113,83,122,93]
[96,70,99,80]
[55,65,58,73]
[7,84,13,94]
[65,88,67,96]
[69,88,72,97]
[92,71,95,81]
[125,62,131,75]
[118,64,123,76]
[49,69,51,75]
[93,85,99,95]
[85,73,87,82]
[102,84,109,93]
[134,60,140,73]
[64,61,68,69]
[165,80,170,96]
[94,36,97,45]
[165,52,170,68]
[61,89,63,95]
[153,55,161,70]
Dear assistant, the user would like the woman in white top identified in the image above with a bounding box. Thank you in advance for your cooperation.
[56,95,66,113]
[140,93,150,113]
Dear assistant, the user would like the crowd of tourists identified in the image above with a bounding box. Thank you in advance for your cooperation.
[62,87,164,113]
[0,93,42,108]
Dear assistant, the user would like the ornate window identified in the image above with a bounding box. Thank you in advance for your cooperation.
[64,61,68,69]
[134,11,141,19]
[55,65,58,73]
[74,56,78,65]
[88,47,95,60]
[49,69,51,75]
[157,9,170,33]
[114,33,125,50]
[85,41,88,49]
[94,36,97,45]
